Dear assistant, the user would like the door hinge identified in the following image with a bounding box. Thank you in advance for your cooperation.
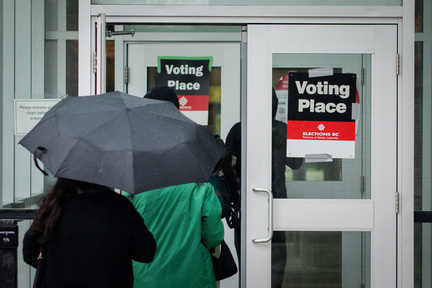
[360,175,365,195]
[360,284,365,288]
[124,67,129,84]
[395,191,400,213]
[93,51,97,74]
[361,68,364,85]
[241,26,247,42]
[396,54,400,75]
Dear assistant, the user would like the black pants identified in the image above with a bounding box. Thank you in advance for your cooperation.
[271,231,287,288]
[234,218,241,262]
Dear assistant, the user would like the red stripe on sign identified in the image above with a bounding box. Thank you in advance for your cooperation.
[177,95,209,111]
[287,120,356,141]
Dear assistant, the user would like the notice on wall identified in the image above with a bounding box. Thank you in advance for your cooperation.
[14,99,61,135]
[156,56,213,125]
[287,72,357,159]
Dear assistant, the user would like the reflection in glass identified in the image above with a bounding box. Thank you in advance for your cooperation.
[272,231,371,288]
[272,54,371,200]
[146,67,221,136]
[271,54,371,287]
[66,40,79,96]
[270,87,303,287]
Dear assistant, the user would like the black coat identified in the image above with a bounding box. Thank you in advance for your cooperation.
[226,121,303,198]
[23,187,156,288]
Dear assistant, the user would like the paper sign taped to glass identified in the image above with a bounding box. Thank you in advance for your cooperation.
[156,56,213,125]
[286,71,357,159]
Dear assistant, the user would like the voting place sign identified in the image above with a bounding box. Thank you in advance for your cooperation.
[156,56,213,125]
[287,72,357,159]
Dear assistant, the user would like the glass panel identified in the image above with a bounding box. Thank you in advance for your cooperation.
[272,54,371,200]
[1,0,78,210]
[272,231,371,288]
[414,0,432,286]
[115,23,240,136]
[45,1,58,31]
[66,40,79,96]
[113,24,240,137]
[106,40,115,93]
[414,41,423,215]
[92,0,402,6]
[415,0,423,33]
[138,67,221,136]
[415,223,422,287]
[45,40,59,97]
[66,0,79,31]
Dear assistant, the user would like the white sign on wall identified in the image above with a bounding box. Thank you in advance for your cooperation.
[14,99,61,135]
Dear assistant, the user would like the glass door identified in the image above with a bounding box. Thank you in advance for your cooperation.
[246,25,397,288]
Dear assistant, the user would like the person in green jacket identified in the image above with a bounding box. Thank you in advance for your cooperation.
[126,86,224,287]
[126,182,224,288]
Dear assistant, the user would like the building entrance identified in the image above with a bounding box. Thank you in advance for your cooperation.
[85,17,398,288]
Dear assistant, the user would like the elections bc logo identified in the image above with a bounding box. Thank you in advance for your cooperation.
[179,96,188,107]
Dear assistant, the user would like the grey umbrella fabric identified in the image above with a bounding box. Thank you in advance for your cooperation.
[19,91,226,194]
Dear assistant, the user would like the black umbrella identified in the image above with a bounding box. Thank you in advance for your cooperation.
[19,91,226,194]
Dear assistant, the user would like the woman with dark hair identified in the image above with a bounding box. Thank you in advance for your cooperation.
[23,177,156,288]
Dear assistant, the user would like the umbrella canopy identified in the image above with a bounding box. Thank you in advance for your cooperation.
[19,91,226,194]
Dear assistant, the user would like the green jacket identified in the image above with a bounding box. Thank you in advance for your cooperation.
[127,182,224,288]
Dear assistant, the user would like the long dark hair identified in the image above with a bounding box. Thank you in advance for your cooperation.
[31,178,98,245]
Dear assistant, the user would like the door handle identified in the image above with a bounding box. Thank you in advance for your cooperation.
[252,187,273,243]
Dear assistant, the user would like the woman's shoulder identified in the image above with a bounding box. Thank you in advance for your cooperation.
[127,182,215,205]
[75,188,136,210]
[104,190,137,205]
[164,182,214,195]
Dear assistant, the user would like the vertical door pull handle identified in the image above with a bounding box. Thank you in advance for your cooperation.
[252,187,273,243]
